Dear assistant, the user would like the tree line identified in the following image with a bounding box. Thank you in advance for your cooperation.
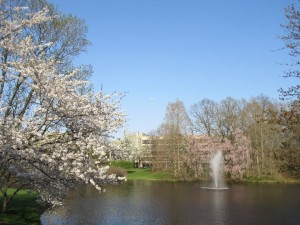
[148,97,299,180]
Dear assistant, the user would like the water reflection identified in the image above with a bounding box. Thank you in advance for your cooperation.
[211,190,228,225]
[41,181,300,225]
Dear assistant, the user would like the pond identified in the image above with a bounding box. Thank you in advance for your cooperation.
[41,181,300,225]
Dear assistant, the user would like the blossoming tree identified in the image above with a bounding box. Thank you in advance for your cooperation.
[0,1,125,212]
[186,129,252,180]
[223,129,252,179]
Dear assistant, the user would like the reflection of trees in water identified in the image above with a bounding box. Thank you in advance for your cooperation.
[211,190,228,225]
[41,183,300,225]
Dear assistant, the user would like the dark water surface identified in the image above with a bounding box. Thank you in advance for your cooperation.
[41,181,300,225]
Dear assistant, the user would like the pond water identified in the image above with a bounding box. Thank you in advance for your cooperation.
[41,181,300,225]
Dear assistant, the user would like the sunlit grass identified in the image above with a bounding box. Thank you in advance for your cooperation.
[126,168,173,180]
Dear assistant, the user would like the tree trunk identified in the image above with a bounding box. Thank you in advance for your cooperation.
[260,123,265,174]
[1,194,10,213]
[256,148,260,176]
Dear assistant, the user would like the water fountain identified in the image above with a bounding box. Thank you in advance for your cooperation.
[202,150,228,190]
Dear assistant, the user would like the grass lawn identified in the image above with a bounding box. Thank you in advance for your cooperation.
[0,189,41,225]
[126,168,173,180]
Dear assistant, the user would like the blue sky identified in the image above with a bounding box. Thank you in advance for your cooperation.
[48,0,297,135]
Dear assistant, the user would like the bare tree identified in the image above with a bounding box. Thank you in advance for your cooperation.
[152,99,191,178]
[190,99,217,136]
[279,1,300,101]
[215,97,241,140]
[164,99,192,135]
[276,101,300,177]
[242,96,280,177]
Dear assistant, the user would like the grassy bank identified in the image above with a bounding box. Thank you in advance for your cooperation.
[111,160,300,183]
[109,161,173,181]
[125,167,300,184]
[242,175,300,184]
[0,189,41,225]
[126,168,173,180]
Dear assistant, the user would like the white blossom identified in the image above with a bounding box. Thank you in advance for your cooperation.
[0,4,125,206]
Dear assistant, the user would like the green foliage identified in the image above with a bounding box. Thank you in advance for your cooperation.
[110,160,134,169]
[0,189,41,225]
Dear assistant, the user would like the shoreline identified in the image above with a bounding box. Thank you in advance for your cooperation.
[126,168,300,184]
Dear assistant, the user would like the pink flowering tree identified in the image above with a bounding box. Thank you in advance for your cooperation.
[0,2,125,212]
[185,135,225,179]
[186,129,252,181]
[185,136,211,179]
[224,129,252,179]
